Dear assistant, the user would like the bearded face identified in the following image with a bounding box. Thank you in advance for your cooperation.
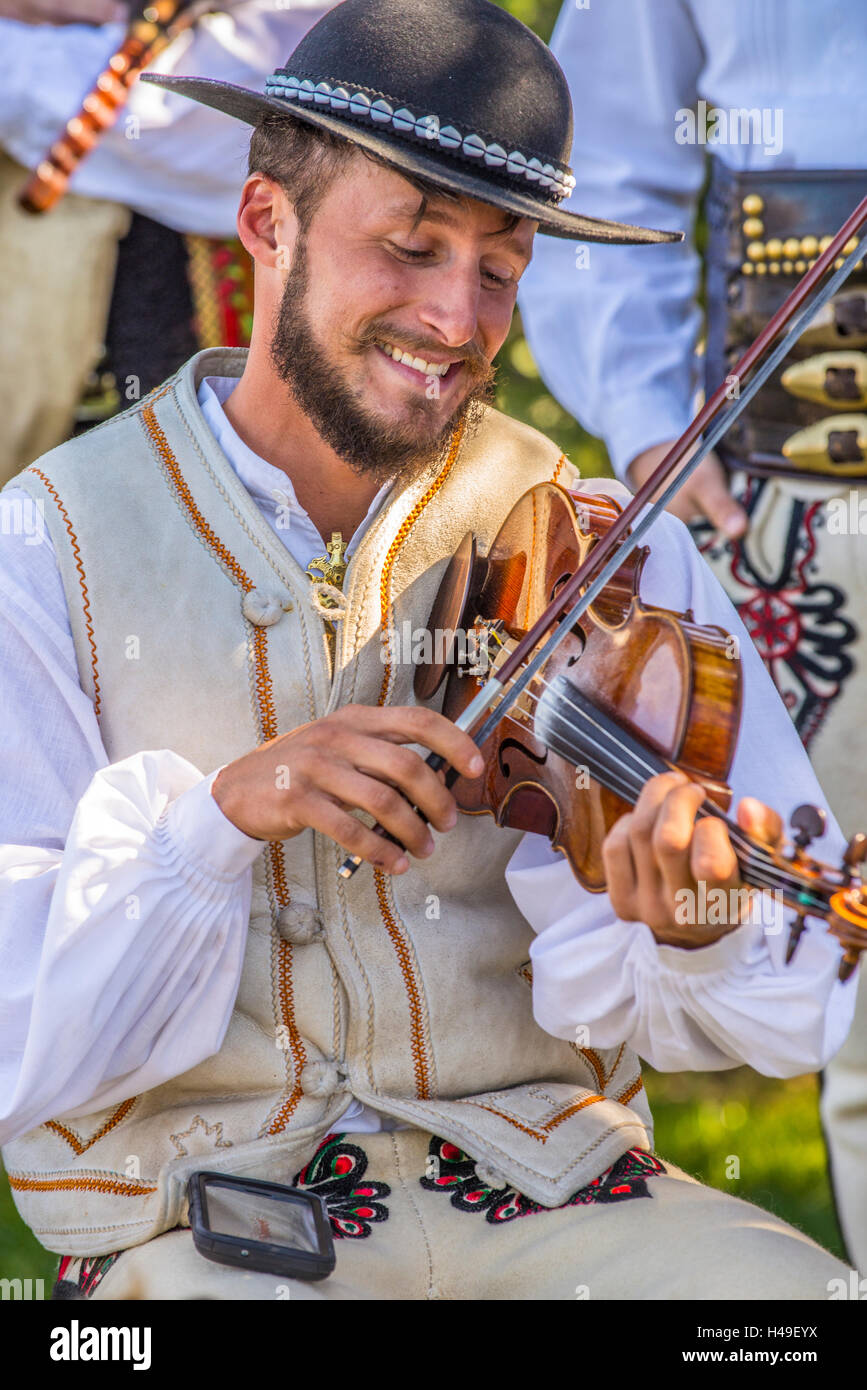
[269,229,497,487]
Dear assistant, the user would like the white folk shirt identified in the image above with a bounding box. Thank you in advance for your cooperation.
[519,0,867,479]
[0,377,857,1146]
[0,1,332,236]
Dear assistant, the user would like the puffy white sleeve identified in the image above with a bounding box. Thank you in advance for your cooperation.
[505,483,858,1076]
[517,0,706,480]
[0,489,264,1145]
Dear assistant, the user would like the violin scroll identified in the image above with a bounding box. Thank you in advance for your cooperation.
[775,807,867,980]
[830,833,867,981]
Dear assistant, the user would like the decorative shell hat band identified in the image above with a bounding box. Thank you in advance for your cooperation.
[263,72,577,203]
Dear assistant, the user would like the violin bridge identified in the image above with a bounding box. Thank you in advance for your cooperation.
[466,618,511,678]
[471,622,540,724]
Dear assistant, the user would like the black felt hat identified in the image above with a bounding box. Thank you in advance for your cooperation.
[142,0,681,245]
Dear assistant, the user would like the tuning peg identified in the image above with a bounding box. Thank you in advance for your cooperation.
[785,912,809,965]
[790,803,827,850]
[843,832,867,873]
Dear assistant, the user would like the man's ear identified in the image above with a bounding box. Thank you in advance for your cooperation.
[237,174,299,271]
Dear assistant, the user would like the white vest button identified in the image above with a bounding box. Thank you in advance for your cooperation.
[276,902,323,944]
[299,1061,346,1099]
[242,589,293,627]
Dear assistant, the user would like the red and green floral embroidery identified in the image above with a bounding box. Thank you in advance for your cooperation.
[53,1251,120,1300]
[420,1137,665,1223]
[293,1133,391,1239]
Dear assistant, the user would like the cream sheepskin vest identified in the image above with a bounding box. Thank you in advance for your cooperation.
[5,349,650,1256]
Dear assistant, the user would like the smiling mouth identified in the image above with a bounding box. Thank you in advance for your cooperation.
[375,339,463,383]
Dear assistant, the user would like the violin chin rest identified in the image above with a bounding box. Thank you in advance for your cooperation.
[414,531,478,701]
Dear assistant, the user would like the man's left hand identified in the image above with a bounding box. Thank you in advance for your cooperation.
[601,771,783,948]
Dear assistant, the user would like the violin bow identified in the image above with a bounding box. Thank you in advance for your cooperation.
[339,193,867,877]
[18,0,208,215]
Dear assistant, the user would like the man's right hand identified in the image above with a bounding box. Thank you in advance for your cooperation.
[0,1,126,24]
[627,441,748,539]
[211,704,485,875]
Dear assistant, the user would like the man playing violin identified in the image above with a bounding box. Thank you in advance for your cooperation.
[0,0,858,1300]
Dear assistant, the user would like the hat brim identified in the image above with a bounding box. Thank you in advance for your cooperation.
[141,74,682,246]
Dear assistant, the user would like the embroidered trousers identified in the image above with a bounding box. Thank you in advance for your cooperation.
[84,1129,850,1301]
[692,472,867,1274]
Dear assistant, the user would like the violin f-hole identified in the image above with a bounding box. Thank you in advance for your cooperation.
[498,737,548,779]
[549,572,573,605]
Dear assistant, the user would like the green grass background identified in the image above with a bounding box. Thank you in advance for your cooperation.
[0,0,847,1286]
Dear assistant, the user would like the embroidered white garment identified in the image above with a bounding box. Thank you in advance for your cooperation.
[0,1,332,237]
[0,381,857,1145]
[518,0,867,479]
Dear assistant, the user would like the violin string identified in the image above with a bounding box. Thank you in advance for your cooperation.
[529,713,830,906]
[513,672,670,788]
[511,692,828,906]
[501,703,812,901]
[519,679,829,900]
[495,670,834,908]
[515,667,768,856]
[497,704,669,812]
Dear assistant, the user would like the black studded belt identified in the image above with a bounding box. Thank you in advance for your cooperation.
[705,161,867,481]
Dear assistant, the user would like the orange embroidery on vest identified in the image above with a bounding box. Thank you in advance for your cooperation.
[579,1049,606,1093]
[142,402,251,588]
[7,1173,156,1196]
[142,402,279,741]
[141,399,303,1133]
[368,423,464,1099]
[252,628,278,742]
[479,1091,605,1143]
[615,1076,644,1107]
[266,843,307,1135]
[373,869,431,1100]
[268,839,290,910]
[551,453,567,484]
[579,1041,627,1093]
[26,469,101,717]
[607,1042,627,1082]
[526,486,539,628]
[267,935,308,1135]
[376,419,465,705]
[43,1097,138,1156]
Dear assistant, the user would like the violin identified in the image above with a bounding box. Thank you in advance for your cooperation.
[335,186,867,982]
[417,481,867,982]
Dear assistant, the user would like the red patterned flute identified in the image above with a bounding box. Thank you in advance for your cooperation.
[18,0,201,214]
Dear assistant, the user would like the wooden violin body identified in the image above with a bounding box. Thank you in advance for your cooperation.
[437,483,742,891]
[416,481,867,977]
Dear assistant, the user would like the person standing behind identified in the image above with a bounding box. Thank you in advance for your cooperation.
[519,0,867,1271]
[0,0,331,482]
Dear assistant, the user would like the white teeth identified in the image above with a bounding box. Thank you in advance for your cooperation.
[376,341,453,378]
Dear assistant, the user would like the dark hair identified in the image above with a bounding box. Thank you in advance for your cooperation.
[247,112,519,234]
